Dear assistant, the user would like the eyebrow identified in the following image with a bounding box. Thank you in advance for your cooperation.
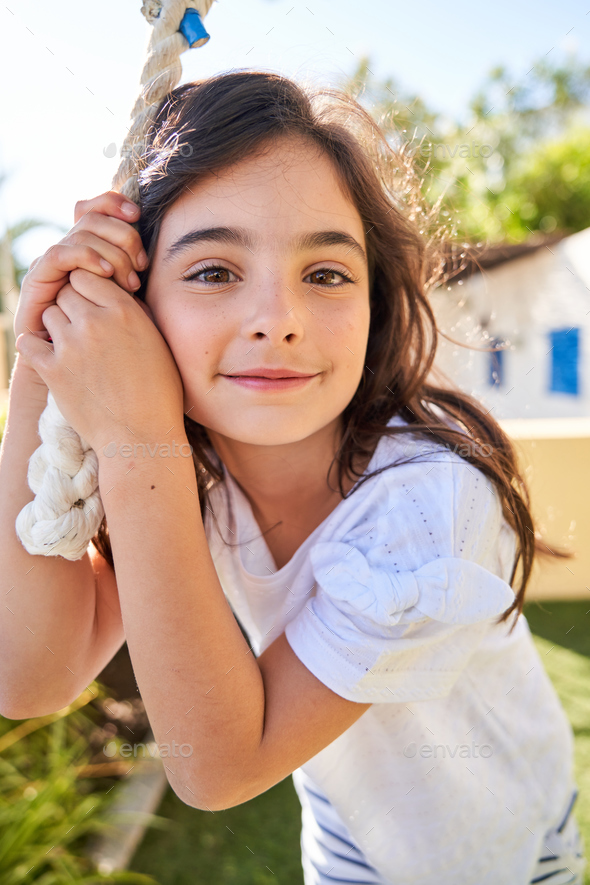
[162,226,367,266]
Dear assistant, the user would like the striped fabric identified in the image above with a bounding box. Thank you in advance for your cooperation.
[294,768,387,884]
[292,768,587,885]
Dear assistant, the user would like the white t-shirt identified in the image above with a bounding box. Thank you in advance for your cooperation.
[203,414,577,884]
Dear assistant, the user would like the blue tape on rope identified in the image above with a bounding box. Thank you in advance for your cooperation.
[179,8,210,48]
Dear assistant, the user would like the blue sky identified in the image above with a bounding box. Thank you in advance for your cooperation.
[0,0,588,270]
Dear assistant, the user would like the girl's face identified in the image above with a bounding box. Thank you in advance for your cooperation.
[144,136,371,449]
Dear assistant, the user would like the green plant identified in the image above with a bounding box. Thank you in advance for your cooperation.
[0,684,162,884]
[341,50,590,245]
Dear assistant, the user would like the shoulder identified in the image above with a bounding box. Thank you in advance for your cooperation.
[338,421,501,567]
[307,423,515,627]
[281,418,519,704]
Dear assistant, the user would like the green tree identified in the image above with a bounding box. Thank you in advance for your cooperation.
[0,173,67,384]
[340,51,590,244]
[0,173,68,298]
[474,123,590,242]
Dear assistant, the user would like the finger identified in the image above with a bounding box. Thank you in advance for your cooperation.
[28,255,43,272]
[15,331,55,378]
[17,328,53,343]
[63,229,143,292]
[74,190,140,227]
[25,243,116,291]
[41,302,72,339]
[67,267,128,309]
[53,281,92,323]
[69,210,147,274]
[55,278,121,321]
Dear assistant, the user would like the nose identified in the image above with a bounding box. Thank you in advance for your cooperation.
[241,272,305,345]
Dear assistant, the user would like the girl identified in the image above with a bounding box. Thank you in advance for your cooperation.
[2,71,586,884]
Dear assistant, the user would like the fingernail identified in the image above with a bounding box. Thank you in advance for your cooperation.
[137,249,149,269]
[100,258,114,272]
[128,271,141,289]
[122,202,138,217]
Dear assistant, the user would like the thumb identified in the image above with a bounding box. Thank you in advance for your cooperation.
[15,330,54,371]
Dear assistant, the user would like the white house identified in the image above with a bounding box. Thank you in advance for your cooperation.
[430,227,590,419]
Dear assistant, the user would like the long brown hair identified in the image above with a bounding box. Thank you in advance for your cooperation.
[91,70,572,633]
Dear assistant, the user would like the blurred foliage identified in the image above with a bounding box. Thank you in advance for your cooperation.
[0,683,160,884]
[0,173,67,303]
[498,125,590,240]
[340,51,590,244]
[6,218,54,291]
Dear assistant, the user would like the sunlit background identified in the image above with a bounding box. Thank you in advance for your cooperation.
[1,2,590,883]
[1,0,588,259]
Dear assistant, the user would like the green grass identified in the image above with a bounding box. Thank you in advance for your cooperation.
[0,683,159,885]
[524,599,590,885]
[129,772,303,884]
[129,600,590,884]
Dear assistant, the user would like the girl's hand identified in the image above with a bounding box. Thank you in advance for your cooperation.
[13,190,149,351]
[14,267,185,455]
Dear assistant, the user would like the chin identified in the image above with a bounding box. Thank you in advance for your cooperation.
[214,412,326,448]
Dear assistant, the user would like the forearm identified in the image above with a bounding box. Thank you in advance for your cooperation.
[0,358,97,717]
[97,433,265,809]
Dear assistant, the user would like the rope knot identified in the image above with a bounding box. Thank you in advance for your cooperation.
[15,392,105,560]
[141,1,163,23]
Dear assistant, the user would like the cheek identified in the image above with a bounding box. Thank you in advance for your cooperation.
[323,301,370,357]
[151,305,216,361]
[345,304,371,377]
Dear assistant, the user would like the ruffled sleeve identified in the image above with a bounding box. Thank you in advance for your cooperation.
[284,449,517,703]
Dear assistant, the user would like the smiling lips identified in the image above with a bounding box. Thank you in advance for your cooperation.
[225,367,317,379]
[222,368,319,391]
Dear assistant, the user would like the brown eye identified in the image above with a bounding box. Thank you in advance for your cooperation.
[305,268,353,287]
[312,270,336,285]
[201,268,230,283]
[183,265,238,284]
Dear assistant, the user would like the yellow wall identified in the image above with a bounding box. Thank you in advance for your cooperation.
[498,417,590,601]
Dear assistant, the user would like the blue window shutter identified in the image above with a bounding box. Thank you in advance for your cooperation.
[488,338,504,386]
[549,328,579,395]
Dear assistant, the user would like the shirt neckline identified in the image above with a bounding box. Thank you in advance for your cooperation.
[219,415,409,581]
[223,466,332,579]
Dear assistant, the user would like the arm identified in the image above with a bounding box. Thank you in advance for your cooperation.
[97,432,371,812]
[0,358,99,718]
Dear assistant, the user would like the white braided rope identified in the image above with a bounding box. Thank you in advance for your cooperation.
[113,0,215,204]
[15,391,104,558]
[15,0,214,560]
